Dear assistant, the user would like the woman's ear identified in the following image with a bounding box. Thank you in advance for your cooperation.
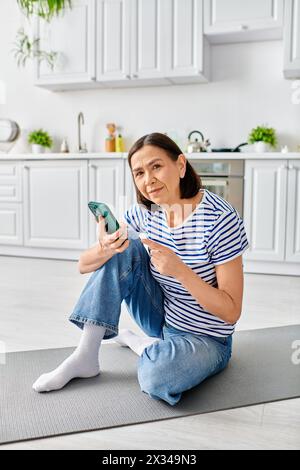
[178,154,186,178]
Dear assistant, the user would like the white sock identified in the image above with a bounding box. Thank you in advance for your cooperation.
[32,323,106,393]
[114,329,160,357]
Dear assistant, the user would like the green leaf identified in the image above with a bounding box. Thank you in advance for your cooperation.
[28,128,53,148]
[17,0,73,22]
[248,125,277,148]
[12,27,58,69]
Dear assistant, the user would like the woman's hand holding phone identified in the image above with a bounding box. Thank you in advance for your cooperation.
[97,215,130,256]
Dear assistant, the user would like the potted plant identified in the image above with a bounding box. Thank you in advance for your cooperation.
[248,125,277,153]
[28,129,53,153]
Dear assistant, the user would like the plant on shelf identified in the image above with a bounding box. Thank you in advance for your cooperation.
[248,125,277,152]
[28,129,53,153]
[13,0,72,69]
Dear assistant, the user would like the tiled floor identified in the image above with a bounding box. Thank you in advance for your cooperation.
[0,255,299,450]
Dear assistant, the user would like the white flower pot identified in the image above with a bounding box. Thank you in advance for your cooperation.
[32,144,45,154]
[253,141,270,153]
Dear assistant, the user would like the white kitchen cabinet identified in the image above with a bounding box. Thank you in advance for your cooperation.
[129,0,171,85]
[125,163,137,209]
[243,159,300,275]
[243,160,287,262]
[284,0,300,79]
[22,160,88,249]
[1,155,298,273]
[97,0,170,86]
[34,0,98,90]
[97,0,208,86]
[96,0,131,84]
[34,0,209,90]
[0,203,23,246]
[164,0,210,84]
[0,162,22,203]
[286,160,300,262]
[0,162,23,245]
[204,0,284,44]
[88,158,125,245]
[131,0,209,85]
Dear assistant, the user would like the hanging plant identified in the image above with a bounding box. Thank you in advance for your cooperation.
[17,0,72,22]
[12,28,57,69]
[13,0,72,69]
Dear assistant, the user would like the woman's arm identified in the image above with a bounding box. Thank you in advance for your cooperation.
[176,256,244,325]
[141,237,244,325]
[78,243,115,274]
[79,216,130,274]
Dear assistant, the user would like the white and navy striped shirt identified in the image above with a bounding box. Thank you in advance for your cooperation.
[123,189,249,338]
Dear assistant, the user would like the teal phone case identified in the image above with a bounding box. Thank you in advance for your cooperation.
[88,201,120,234]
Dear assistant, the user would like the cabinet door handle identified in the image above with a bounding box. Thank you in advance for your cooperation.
[89,164,97,169]
[239,24,249,31]
[124,74,131,79]
[132,74,138,79]
[23,165,29,170]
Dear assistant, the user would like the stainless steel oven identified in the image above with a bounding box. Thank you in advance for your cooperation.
[189,159,245,217]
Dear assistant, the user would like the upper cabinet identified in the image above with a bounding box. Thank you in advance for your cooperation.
[284,0,300,78]
[130,0,169,83]
[35,0,209,90]
[204,0,284,44]
[96,0,131,85]
[164,0,210,84]
[130,0,209,85]
[96,0,171,87]
[35,0,98,90]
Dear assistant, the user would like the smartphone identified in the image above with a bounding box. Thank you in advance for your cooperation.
[88,201,128,245]
[88,201,120,233]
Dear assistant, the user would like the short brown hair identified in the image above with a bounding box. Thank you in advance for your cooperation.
[127,132,202,210]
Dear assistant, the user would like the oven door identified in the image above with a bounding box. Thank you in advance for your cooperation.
[201,177,244,217]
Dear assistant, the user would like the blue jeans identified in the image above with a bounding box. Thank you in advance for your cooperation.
[69,238,233,406]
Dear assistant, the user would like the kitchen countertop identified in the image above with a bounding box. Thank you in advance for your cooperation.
[0,152,300,160]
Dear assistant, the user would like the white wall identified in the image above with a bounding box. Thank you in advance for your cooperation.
[0,0,299,154]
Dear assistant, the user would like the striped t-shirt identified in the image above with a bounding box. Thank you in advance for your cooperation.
[123,189,249,338]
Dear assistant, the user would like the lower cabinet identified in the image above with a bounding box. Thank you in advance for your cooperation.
[243,159,300,275]
[22,160,89,250]
[125,164,137,208]
[88,159,125,246]
[286,160,300,263]
[0,161,23,246]
[0,203,23,246]
[1,156,299,275]
[0,158,126,261]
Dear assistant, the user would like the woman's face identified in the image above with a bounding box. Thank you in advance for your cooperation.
[131,145,186,205]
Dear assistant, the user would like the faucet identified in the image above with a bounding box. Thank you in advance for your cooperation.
[77,112,87,152]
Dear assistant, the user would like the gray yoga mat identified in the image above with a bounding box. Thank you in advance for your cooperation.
[1,325,300,445]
